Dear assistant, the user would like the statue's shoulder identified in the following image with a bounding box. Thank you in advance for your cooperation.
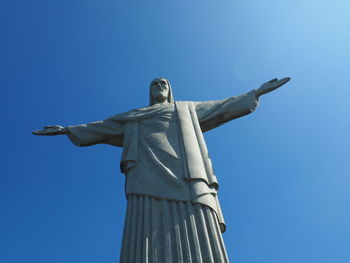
[174,101,196,106]
[108,103,178,122]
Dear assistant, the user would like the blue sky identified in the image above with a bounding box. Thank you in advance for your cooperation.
[1,0,350,262]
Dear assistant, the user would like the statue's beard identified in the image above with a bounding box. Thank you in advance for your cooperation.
[153,93,168,103]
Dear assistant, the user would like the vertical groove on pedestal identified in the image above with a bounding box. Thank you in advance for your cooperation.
[196,204,215,262]
[178,201,193,263]
[172,202,184,263]
[120,194,229,263]
[143,196,150,263]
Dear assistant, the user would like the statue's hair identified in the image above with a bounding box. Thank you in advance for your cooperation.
[149,78,174,106]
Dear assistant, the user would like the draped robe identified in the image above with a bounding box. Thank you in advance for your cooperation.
[66,90,259,262]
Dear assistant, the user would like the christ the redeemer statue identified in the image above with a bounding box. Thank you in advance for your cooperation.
[33,77,290,263]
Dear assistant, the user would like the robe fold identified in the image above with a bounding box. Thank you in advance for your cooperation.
[67,90,259,262]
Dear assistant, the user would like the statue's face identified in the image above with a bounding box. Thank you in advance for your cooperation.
[150,78,169,103]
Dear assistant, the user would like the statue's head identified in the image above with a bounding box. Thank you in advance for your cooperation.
[149,78,174,106]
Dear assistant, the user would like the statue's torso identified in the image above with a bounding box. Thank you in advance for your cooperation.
[125,104,192,201]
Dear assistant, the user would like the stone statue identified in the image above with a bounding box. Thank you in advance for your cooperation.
[33,77,290,263]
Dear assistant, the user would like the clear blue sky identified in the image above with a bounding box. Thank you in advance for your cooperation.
[1,0,349,262]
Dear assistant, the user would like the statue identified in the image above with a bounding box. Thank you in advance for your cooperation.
[33,77,290,262]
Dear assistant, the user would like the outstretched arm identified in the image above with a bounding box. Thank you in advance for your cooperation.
[33,118,124,147]
[195,77,291,132]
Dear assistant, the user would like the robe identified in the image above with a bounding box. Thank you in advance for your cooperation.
[67,90,259,262]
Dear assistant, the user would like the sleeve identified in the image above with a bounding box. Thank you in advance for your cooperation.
[194,90,259,132]
[66,118,124,147]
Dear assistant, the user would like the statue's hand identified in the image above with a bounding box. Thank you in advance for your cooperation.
[255,77,291,97]
[32,125,68,136]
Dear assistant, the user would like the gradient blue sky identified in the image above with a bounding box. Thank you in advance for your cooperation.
[1,0,350,262]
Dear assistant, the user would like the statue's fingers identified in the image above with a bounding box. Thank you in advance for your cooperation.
[281,77,291,82]
[33,129,47,135]
[32,128,59,135]
[44,125,61,129]
[268,78,278,83]
[278,77,291,85]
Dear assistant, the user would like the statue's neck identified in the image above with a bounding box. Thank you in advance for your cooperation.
[152,98,168,105]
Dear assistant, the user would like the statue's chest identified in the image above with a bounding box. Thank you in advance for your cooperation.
[141,106,178,132]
